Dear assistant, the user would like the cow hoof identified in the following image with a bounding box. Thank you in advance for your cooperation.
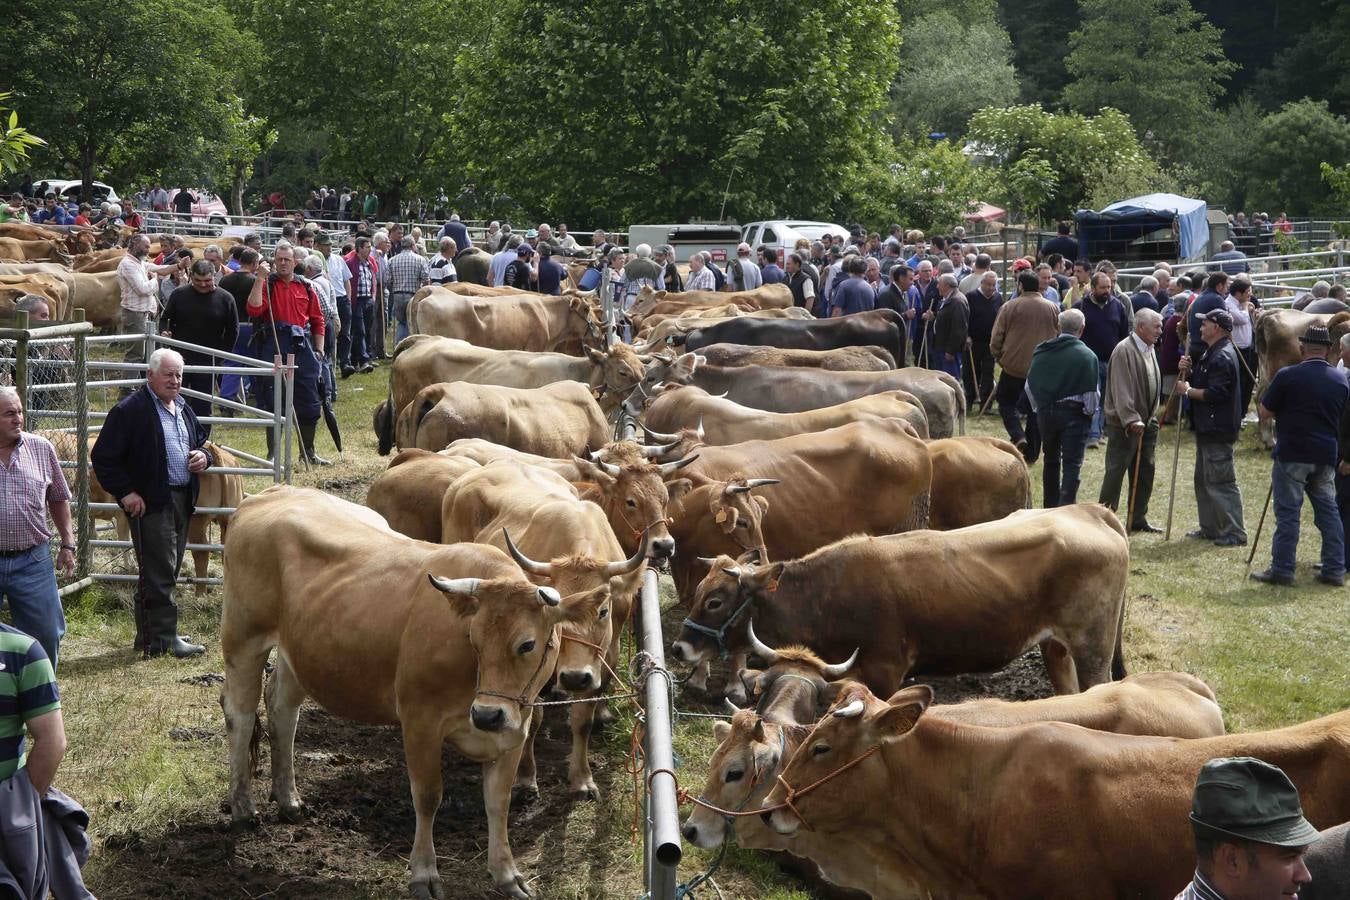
[593,705,616,727]
[230,812,260,833]
[277,802,307,824]
[511,781,539,804]
[409,878,444,900]
[570,780,600,801]
[495,874,531,899]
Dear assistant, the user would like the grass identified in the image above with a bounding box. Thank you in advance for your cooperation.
[47,346,1350,898]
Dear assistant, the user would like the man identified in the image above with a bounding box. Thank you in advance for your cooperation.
[172,188,194,220]
[909,260,937,362]
[787,252,820,317]
[1027,308,1100,507]
[91,349,210,657]
[959,253,992,295]
[879,240,903,279]
[863,257,883,291]
[0,195,29,223]
[1154,268,1173,309]
[829,256,875,318]
[685,251,715,292]
[535,223,558,255]
[1037,263,1062,306]
[344,237,378,376]
[117,235,186,388]
[32,195,73,227]
[201,244,229,286]
[948,243,971,280]
[150,184,169,212]
[556,223,579,254]
[243,232,263,254]
[158,260,239,430]
[386,235,429,344]
[1212,239,1250,276]
[1251,324,1349,586]
[501,243,536,292]
[247,245,329,465]
[1046,253,1073,297]
[760,247,786,285]
[1227,277,1259,416]
[490,234,521,287]
[1188,272,1232,360]
[1065,259,1093,308]
[1293,281,1333,312]
[730,243,762,292]
[429,237,459,286]
[1040,221,1079,262]
[302,254,341,435]
[1074,272,1132,449]
[925,274,969,380]
[438,215,474,260]
[0,388,75,667]
[370,230,391,359]
[1100,308,1164,532]
[1131,275,1161,314]
[315,232,351,373]
[990,270,1059,462]
[964,271,1003,407]
[1176,309,1247,547]
[656,245,683,293]
[1175,757,1316,900]
[621,244,664,310]
[218,248,259,404]
[536,245,567,296]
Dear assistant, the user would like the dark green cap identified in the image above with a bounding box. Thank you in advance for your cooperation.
[1190,757,1319,848]
[314,231,332,246]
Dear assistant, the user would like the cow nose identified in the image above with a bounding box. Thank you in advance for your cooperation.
[682,823,698,842]
[559,670,594,692]
[651,537,675,559]
[760,811,774,826]
[669,642,688,662]
[470,704,506,732]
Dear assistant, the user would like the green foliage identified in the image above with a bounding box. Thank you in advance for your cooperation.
[1322,162,1350,208]
[1244,100,1350,215]
[966,104,1168,220]
[890,7,1019,139]
[841,139,988,232]
[1063,0,1235,160]
[0,93,45,175]
[1173,95,1263,212]
[457,0,901,225]
[0,0,255,199]
[998,0,1078,104]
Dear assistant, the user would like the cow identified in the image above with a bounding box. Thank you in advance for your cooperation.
[451,246,493,285]
[926,436,1030,529]
[0,265,123,329]
[633,307,813,348]
[0,222,65,243]
[366,449,484,542]
[439,461,648,798]
[643,385,930,445]
[409,286,600,354]
[627,283,792,322]
[694,342,895,371]
[0,274,69,319]
[682,308,906,366]
[673,504,1129,697]
[1254,309,1350,447]
[0,237,70,264]
[442,282,531,297]
[222,486,610,899]
[762,681,1350,900]
[372,335,646,454]
[636,353,964,437]
[393,380,610,457]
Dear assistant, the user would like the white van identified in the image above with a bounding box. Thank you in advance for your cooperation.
[626,223,743,263]
[741,220,849,256]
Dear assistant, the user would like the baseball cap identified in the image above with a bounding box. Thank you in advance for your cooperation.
[1201,309,1234,332]
[517,244,534,256]
[314,231,332,246]
[1190,757,1319,848]
[1011,258,1033,272]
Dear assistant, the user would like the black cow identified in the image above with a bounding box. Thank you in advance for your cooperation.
[682,309,905,366]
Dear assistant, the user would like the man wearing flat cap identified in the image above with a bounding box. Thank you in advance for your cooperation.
[1177,308,1247,546]
[1251,323,1350,586]
[1176,757,1317,900]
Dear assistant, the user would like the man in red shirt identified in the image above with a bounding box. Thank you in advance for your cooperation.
[246,243,329,464]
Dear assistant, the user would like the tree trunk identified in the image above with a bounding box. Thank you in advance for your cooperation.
[80,143,96,206]
[230,163,246,216]
[377,184,402,220]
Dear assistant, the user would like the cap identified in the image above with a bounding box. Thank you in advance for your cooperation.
[315,231,332,246]
[517,244,534,256]
[1011,258,1033,272]
[1190,757,1319,848]
[1201,309,1234,332]
[1299,324,1333,346]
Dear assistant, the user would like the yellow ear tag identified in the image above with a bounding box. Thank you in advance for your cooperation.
[765,577,780,593]
[714,509,728,524]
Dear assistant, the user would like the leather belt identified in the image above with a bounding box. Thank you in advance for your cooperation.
[0,545,38,558]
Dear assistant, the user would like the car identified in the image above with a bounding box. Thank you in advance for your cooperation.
[741,220,850,257]
[165,188,230,225]
[32,179,120,205]
[626,223,743,263]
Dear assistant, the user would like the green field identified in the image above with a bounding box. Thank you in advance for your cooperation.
[52,363,1350,899]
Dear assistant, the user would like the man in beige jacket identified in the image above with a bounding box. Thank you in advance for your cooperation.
[1099,307,1164,531]
[990,270,1060,462]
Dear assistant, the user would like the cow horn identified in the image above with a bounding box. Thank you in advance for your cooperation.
[597,457,621,477]
[639,438,679,458]
[724,482,752,496]
[640,422,681,444]
[537,586,562,607]
[657,453,698,475]
[696,556,719,567]
[588,449,604,461]
[832,699,865,719]
[709,391,729,399]
[746,621,779,665]
[427,574,481,596]
[724,698,743,714]
[694,418,705,440]
[820,648,861,680]
[720,565,741,578]
[746,478,780,490]
[605,528,650,576]
[502,528,552,576]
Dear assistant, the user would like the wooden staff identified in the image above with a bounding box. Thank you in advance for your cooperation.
[1246,482,1275,574]
[1163,380,1187,542]
[1127,429,1145,529]
[967,345,982,411]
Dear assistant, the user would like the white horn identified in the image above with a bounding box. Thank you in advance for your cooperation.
[605,528,650,576]
[695,418,705,440]
[640,422,681,444]
[720,565,741,578]
[658,453,698,475]
[537,586,562,607]
[821,648,861,680]
[427,574,481,596]
[743,478,780,490]
[746,620,779,665]
[696,556,719,566]
[724,698,743,714]
[598,458,622,477]
[832,699,865,718]
[640,439,679,458]
[502,528,552,576]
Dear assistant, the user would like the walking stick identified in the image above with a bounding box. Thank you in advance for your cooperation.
[1163,383,1187,542]
[1246,481,1275,575]
[967,345,982,410]
[1127,430,1145,529]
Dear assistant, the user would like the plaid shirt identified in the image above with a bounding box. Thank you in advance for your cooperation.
[0,432,71,551]
[386,250,429,295]
[152,394,192,486]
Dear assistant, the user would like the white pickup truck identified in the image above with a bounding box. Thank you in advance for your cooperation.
[741,220,850,257]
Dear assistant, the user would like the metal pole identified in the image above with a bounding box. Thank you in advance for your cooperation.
[283,353,295,483]
[73,312,91,580]
[271,355,283,482]
[638,567,681,895]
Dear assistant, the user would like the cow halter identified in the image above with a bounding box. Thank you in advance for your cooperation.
[690,723,788,829]
[681,596,755,661]
[472,631,559,710]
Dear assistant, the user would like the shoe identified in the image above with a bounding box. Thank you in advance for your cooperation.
[1014,439,1031,460]
[1316,572,1345,587]
[1185,529,1216,540]
[1213,535,1247,547]
[1085,440,1100,450]
[148,634,206,658]
[359,363,375,374]
[144,606,205,659]
[1249,569,1294,586]
[341,366,356,379]
[1130,522,1163,534]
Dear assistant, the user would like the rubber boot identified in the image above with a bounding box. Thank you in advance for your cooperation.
[132,589,149,655]
[145,605,205,659]
[299,420,331,466]
[264,428,275,462]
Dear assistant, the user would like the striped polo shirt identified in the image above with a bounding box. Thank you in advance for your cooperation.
[0,624,61,780]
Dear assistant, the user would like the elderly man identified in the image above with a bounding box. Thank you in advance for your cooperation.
[991,270,1060,462]
[438,215,474,261]
[924,273,969,380]
[1100,308,1164,531]
[556,223,579,254]
[91,350,209,658]
[1153,268,1173,309]
[484,220,504,253]
[1250,324,1350,585]
[965,270,1003,408]
[1177,309,1247,547]
[118,235,187,385]
[729,243,763,292]
[1131,276,1161,313]
[386,235,429,344]
[159,260,239,431]
[429,237,458,285]
[0,387,75,667]
[1175,758,1316,900]
[1211,239,1250,276]
[621,243,664,309]
[1028,308,1101,507]
[685,251,715,292]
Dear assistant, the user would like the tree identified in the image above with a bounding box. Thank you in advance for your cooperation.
[996,0,1078,104]
[1244,100,1350,215]
[840,138,988,232]
[0,0,255,202]
[1173,95,1263,212]
[457,0,901,225]
[1323,162,1350,208]
[0,93,45,175]
[889,6,1019,139]
[1063,0,1235,159]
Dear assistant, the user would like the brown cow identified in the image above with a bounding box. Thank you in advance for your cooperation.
[762,682,1350,900]
[366,449,484,542]
[393,380,610,457]
[674,504,1129,696]
[1254,308,1350,447]
[442,282,536,297]
[694,342,895,371]
[627,283,792,322]
[0,238,70,264]
[222,486,609,899]
[440,461,647,798]
[0,223,65,243]
[643,385,930,444]
[0,266,123,329]
[634,306,813,345]
[409,286,601,354]
[926,436,1030,529]
[0,274,69,319]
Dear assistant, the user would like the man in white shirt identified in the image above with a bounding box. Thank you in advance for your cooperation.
[1225,276,1258,417]
[429,238,459,285]
[117,235,184,388]
[685,252,716,292]
[729,243,762,292]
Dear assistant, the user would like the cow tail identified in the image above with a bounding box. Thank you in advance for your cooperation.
[958,385,967,436]
[1111,582,1128,681]
[413,397,436,448]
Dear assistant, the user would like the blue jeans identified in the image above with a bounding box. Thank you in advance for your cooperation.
[391,291,413,345]
[0,545,66,670]
[350,296,374,366]
[217,323,254,404]
[1039,404,1091,507]
[1270,460,1344,578]
[1089,359,1107,443]
[938,350,962,381]
[1337,471,1350,553]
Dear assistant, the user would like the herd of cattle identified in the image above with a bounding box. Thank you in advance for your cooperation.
[5,220,1348,898]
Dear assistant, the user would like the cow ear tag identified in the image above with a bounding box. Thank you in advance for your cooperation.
[765,576,780,593]
[714,509,728,524]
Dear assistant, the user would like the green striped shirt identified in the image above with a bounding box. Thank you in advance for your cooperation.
[0,624,60,780]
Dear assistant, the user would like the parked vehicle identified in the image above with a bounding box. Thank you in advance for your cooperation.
[626,223,743,263]
[166,188,230,225]
[741,220,849,256]
[32,179,120,205]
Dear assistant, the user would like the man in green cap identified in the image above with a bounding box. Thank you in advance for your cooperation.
[1176,756,1318,900]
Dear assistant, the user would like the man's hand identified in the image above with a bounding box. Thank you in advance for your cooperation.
[187,449,209,473]
[56,547,75,578]
[121,492,146,517]
[945,353,955,362]
[1127,422,1145,437]
[903,308,916,319]
[922,310,933,321]
[1338,461,1350,477]
[257,260,271,278]
[1177,356,1192,377]
[1175,380,1190,396]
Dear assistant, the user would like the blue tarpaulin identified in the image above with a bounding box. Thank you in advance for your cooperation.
[1075,193,1210,261]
